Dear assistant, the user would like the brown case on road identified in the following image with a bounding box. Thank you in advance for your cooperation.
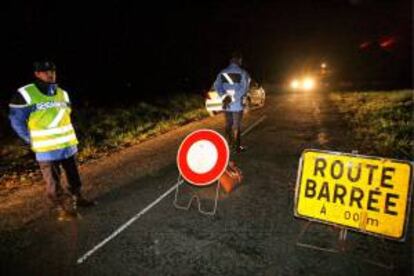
[219,161,243,193]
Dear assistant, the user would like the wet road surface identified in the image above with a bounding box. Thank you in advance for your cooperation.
[0,90,412,275]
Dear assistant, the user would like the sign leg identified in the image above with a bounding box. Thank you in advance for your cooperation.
[173,175,220,216]
[197,180,220,216]
[296,221,340,253]
[338,228,348,252]
[173,175,196,211]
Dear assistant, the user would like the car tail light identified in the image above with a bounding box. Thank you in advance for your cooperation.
[206,91,218,100]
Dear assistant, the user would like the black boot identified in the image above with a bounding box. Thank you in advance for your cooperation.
[56,205,79,221]
[73,194,97,209]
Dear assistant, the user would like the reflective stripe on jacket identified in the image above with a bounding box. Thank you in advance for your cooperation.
[18,83,79,153]
[213,63,250,112]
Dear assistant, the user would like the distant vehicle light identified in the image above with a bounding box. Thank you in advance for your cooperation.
[290,79,300,89]
[380,37,395,49]
[359,41,371,49]
[290,77,316,91]
[303,78,315,90]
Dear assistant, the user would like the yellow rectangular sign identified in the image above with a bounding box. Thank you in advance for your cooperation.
[294,149,413,240]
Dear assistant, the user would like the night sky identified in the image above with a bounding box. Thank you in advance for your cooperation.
[0,0,412,104]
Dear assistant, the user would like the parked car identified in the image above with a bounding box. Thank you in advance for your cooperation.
[205,81,265,116]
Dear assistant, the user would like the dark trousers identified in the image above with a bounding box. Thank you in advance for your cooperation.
[225,111,243,148]
[38,155,82,206]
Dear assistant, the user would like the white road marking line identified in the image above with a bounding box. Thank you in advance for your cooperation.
[77,181,181,264]
[242,115,267,136]
[77,116,266,264]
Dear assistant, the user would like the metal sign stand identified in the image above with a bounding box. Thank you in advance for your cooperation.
[296,221,394,270]
[173,175,220,216]
[360,237,395,270]
[296,221,345,253]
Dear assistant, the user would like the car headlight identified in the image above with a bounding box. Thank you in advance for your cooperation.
[303,78,315,90]
[290,79,300,89]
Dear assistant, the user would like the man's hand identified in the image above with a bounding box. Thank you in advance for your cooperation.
[222,95,232,110]
[242,95,247,107]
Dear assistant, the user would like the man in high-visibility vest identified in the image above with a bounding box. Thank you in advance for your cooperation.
[214,51,251,153]
[9,60,96,221]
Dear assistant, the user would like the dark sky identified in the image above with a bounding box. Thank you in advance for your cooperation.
[0,0,412,103]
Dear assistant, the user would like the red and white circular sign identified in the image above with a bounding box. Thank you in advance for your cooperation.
[177,129,229,186]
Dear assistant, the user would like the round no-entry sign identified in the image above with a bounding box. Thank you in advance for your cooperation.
[177,129,229,186]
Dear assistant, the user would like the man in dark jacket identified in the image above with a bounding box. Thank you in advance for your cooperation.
[214,52,251,153]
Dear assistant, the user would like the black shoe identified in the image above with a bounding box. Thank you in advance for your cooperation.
[73,195,97,208]
[57,207,79,221]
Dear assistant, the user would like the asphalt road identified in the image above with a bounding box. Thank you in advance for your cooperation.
[0,90,412,275]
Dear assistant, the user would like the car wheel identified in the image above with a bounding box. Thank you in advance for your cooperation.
[207,110,215,117]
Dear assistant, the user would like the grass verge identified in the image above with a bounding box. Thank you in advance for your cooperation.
[330,90,413,160]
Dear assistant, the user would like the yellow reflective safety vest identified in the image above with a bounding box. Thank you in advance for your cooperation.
[18,83,78,153]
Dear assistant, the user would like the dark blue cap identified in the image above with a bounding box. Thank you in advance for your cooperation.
[33,61,56,72]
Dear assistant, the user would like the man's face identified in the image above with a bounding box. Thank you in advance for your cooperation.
[34,70,56,83]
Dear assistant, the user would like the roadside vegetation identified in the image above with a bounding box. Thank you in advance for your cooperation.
[330,90,413,160]
[0,93,208,191]
[74,94,207,161]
